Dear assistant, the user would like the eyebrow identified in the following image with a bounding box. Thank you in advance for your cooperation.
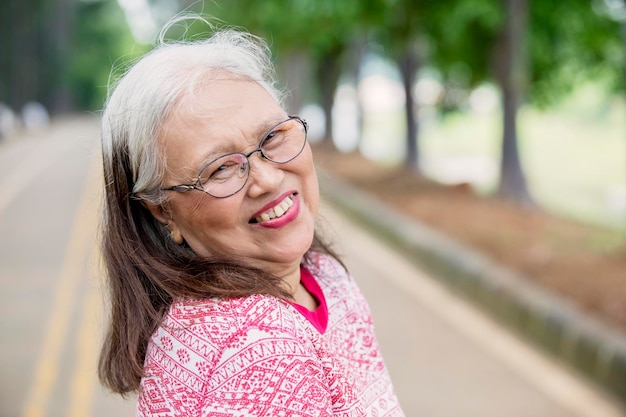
[258,113,290,137]
[194,114,289,171]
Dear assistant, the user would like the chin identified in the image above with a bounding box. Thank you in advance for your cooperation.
[269,232,315,263]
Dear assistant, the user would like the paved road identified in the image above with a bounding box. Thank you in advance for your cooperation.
[0,116,135,417]
[0,117,623,417]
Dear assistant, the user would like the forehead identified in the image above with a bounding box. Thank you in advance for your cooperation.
[172,76,280,125]
[158,78,285,176]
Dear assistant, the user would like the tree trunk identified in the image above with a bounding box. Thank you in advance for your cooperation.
[0,0,76,114]
[397,45,420,173]
[1,0,41,112]
[45,0,77,113]
[279,51,310,115]
[347,35,367,148]
[494,0,534,206]
[316,47,343,143]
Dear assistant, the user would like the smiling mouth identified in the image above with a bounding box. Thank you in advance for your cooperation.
[250,193,296,224]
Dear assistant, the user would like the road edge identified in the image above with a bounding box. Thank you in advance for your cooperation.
[318,169,626,408]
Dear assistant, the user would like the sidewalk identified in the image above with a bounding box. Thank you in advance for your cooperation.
[320,199,625,416]
[318,168,626,414]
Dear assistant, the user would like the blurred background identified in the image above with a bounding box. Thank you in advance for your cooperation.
[1,1,626,415]
[1,0,625,229]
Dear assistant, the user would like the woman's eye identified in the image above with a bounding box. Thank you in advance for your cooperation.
[263,131,277,144]
[213,164,228,175]
[210,163,236,179]
[262,130,285,149]
[200,161,235,184]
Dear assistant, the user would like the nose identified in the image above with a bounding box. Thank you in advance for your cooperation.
[245,153,284,198]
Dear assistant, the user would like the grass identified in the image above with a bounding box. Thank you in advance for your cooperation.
[357,85,626,232]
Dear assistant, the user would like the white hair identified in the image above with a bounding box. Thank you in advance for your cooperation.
[101,28,283,204]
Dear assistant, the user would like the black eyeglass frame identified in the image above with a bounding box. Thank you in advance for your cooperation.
[160,116,309,199]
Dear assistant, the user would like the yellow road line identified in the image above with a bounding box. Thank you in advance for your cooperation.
[22,155,101,417]
[67,279,100,417]
[67,162,103,417]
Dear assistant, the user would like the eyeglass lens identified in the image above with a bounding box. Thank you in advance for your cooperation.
[198,118,307,198]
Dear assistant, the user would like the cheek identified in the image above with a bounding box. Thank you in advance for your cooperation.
[171,195,242,230]
[173,196,209,222]
[307,168,320,216]
[300,149,319,210]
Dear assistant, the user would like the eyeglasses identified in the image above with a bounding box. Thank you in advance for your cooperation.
[161,116,308,198]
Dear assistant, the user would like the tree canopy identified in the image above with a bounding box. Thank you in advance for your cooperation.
[1,0,623,205]
[0,0,140,114]
[2,0,622,115]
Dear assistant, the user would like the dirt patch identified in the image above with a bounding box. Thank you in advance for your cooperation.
[313,143,626,331]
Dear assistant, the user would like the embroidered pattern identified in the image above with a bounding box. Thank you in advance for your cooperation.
[137,254,404,416]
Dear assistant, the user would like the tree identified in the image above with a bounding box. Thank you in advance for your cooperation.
[528,0,624,105]
[192,0,370,143]
[498,0,623,204]
[150,0,625,208]
[0,0,49,112]
[372,0,430,173]
[69,0,142,110]
[493,0,534,205]
[373,0,497,173]
[0,0,137,114]
[426,0,623,205]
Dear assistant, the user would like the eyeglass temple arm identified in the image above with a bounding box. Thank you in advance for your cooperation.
[161,184,196,192]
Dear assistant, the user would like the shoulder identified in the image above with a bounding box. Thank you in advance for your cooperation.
[162,294,304,348]
[168,294,283,327]
[138,295,316,414]
[150,295,308,364]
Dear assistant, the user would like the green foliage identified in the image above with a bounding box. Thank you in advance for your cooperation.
[4,0,624,113]
[0,0,141,112]
[197,0,368,56]
[195,0,385,128]
[68,0,142,111]
[529,0,624,107]
[178,0,625,107]
[428,0,503,88]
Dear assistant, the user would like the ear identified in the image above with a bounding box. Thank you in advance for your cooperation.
[142,201,184,245]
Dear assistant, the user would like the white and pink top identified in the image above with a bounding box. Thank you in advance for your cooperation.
[137,253,404,416]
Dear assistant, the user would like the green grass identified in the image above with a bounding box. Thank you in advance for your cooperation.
[361,85,626,232]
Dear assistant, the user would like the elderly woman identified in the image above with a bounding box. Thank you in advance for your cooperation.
[98,27,404,416]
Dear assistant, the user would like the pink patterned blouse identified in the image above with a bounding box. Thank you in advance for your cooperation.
[136,253,404,416]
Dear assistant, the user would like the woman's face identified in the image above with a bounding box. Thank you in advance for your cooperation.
[148,77,319,278]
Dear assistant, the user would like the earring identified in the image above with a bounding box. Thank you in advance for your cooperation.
[163,222,173,238]
[163,222,182,244]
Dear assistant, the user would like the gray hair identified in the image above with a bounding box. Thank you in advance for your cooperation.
[101,29,283,204]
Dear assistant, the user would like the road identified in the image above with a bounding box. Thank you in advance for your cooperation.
[0,116,623,416]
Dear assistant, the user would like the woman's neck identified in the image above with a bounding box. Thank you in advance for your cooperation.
[291,279,318,311]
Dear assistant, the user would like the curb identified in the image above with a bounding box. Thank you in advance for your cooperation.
[318,170,626,406]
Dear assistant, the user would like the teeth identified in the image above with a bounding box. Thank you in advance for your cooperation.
[255,194,294,223]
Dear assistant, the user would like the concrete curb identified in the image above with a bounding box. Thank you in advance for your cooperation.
[318,170,626,405]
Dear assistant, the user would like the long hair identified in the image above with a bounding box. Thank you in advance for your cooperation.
[98,27,343,395]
